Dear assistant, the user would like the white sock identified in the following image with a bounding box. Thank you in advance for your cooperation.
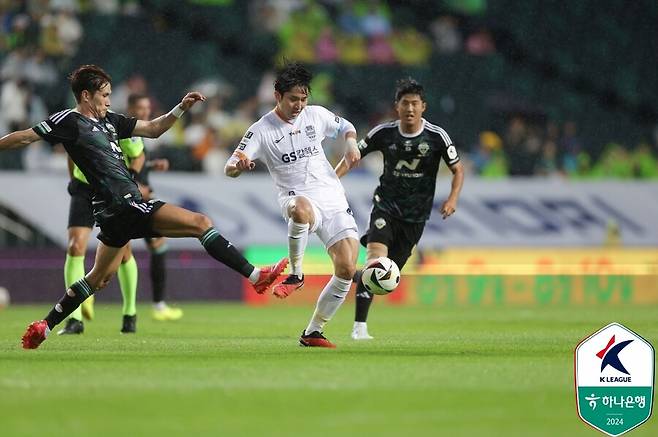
[153,301,167,311]
[353,321,367,329]
[248,267,261,284]
[288,220,309,278]
[305,275,352,334]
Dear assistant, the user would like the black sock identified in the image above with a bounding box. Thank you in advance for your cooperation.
[354,272,374,323]
[200,228,254,278]
[150,250,166,303]
[44,278,95,329]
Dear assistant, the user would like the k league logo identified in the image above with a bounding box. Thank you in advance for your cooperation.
[575,323,655,436]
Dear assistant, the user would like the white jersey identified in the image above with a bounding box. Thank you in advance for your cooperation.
[230,105,354,211]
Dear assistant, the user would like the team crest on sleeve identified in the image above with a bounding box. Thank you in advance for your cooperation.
[36,121,52,133]
[305,125,316,141]
[447,145,458,160]
[575,322,654,436]
[238,131,253,150]
[374,218,386,229]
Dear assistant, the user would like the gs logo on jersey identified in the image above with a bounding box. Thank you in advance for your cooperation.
[374,218,386,229]
[418,142,430,156]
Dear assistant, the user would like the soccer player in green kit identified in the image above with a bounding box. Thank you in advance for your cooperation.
[0,65,288,349]
[58,121,144,334]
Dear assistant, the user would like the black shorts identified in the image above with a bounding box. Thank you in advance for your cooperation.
[96,199,166,248]
[67,179,95,228]
[360,208,425,271]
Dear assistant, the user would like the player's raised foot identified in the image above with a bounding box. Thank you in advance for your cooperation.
[81,295,95,321]
[121,315,137,334]
[252,257,289,294]
[57,318,84,335]
[273,274,304,299]
[299,330,336,348]
[21,320,49,349]
[351,322,373,340]
[152,304,183,321]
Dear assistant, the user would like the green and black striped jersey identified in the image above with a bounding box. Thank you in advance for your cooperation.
[358,118,460,223]
[33,109,139,209]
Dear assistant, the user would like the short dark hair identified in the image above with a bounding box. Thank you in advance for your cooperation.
[68,65,112,103]
[127,93,149,108]
[395,78,425,102]
[274,60,312,95]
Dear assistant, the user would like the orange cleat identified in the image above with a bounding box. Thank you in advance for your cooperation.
[252,258,289,294]
[299,331,336,348]
[273,274,304,299]
[22,320,49,349]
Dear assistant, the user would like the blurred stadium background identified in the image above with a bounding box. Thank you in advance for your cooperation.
[0,1,657,436]
[0,0,656,305]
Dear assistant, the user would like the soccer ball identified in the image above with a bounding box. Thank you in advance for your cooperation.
[360,257,400,295]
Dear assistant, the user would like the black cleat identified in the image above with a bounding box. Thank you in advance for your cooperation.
[121,315,137,334]
[273,274,305,299]
[57,318,84,335]
[299,330,336,348]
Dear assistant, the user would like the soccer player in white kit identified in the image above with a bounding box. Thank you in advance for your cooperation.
[225,61,360,348]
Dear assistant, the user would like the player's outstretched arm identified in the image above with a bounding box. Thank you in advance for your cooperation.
[440,161,465,219]
[133,92,206,139]
[334,132,360,178]
[224,151,255,178]
[0,128,41,150]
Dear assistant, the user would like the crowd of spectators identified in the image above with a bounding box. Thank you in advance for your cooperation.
[0,1,655,179]
[467,118,658,179]
[250,0,495,66]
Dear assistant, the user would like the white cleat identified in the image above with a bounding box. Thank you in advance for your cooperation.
[351,322,374,340]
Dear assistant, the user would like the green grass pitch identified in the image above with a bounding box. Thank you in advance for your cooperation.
[1,303,656,437]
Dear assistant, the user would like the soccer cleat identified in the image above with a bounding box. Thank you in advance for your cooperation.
[121,315,137,334]
[81,295,95,321]
[252,257,289,294]
[21,320,49,349]
[272,274,304,299]
[57,318,84,335]
[351,322,373,340]
[299,330,336,348]
[152,305,183,321]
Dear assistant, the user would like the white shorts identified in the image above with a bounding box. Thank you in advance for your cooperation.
[280,195,359,249]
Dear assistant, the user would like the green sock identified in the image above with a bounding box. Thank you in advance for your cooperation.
[64,254,85,321]
[118,255,138,316]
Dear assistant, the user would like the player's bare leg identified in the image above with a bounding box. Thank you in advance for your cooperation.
[274,196,314,298]
[352,242,388,340]
[151,204,287,293]
[22,243,125,349]
[300,237,359,348]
